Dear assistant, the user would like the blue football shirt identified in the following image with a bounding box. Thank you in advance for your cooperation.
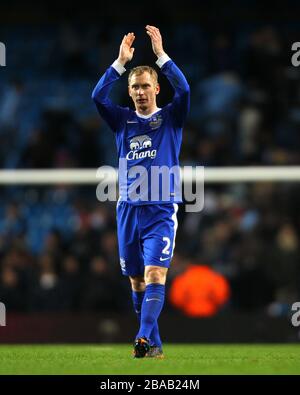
[92,55,190,205]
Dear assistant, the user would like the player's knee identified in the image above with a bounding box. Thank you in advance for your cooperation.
[145,266,167,285]
[129,276,146,292]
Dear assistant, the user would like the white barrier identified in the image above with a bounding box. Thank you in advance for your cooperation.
[0,166,299,185]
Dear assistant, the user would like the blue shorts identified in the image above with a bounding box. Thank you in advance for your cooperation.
[116,201,179,276]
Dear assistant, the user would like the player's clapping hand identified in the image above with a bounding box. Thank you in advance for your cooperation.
[146,25,166,58]
[117,33,135,66]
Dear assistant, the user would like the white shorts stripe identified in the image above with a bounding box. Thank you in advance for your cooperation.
[171,203,179,258]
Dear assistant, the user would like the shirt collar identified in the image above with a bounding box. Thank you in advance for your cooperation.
[135,108,161,119]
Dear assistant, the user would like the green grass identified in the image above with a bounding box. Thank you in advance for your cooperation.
[0,344,299,375]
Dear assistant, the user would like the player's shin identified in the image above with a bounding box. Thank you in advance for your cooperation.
[132,289,162,346]
[132,290,144,322]
[136,283,165,340]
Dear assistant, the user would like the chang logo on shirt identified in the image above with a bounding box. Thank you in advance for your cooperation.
[120,257,126,270]
[126,134,157,161]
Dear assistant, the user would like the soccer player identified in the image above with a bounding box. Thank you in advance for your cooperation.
[92,25,190,358]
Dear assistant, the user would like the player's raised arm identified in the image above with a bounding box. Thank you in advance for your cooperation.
[146,25,190,127]
[91,33,135,132]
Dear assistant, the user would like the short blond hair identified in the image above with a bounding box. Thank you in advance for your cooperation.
[128,65,158,85]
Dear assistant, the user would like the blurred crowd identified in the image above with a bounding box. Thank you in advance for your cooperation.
[0,188,131,312]
[0,182,299,316]
[0,22,300,169]
[0,19,300,316]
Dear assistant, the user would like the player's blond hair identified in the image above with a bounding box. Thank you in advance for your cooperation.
[128,66,158,85]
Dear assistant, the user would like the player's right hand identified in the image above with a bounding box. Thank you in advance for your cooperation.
[117,33,135,66]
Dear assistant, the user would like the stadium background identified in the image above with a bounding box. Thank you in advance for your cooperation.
[0,0,299,343]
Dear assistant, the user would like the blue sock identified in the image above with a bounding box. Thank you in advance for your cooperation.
[132,290,162,347]
[132,290,144,322]
[136,284,165,341]
[149,320,162,348]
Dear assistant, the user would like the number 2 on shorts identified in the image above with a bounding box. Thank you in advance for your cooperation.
[162,237,171,255]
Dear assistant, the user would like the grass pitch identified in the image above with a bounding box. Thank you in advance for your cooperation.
[0,344,299,375]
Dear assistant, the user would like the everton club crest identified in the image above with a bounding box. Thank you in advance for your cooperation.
[149,114,163,129]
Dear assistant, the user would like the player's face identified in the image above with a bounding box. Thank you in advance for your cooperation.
[128,72,160,114]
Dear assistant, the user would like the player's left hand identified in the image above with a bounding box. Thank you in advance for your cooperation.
[146,25,166,58]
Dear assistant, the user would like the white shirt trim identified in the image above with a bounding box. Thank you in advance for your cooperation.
[111,60,126,75]
[156,53,171,68]
[135,108,161,119]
